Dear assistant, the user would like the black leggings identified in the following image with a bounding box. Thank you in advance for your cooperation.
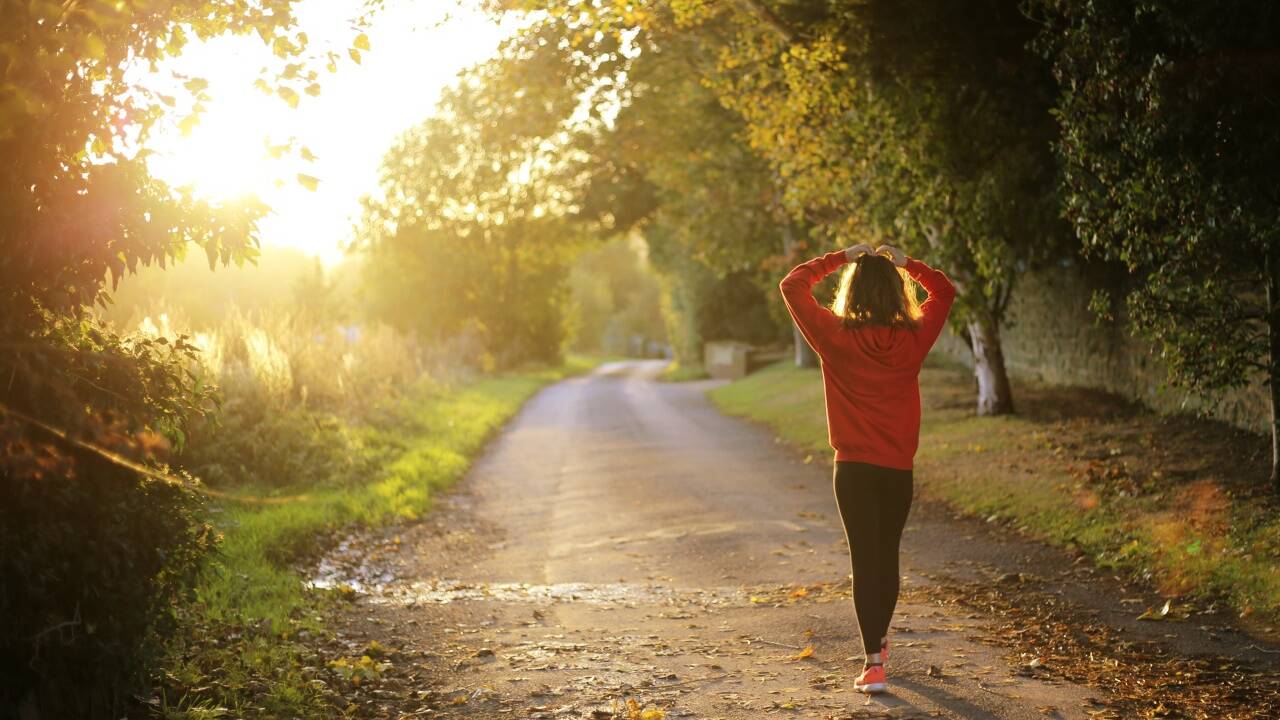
[833,460,914,655]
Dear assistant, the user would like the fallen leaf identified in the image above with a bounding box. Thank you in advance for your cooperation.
[790,645,815,661]
[1137,598,1172,621]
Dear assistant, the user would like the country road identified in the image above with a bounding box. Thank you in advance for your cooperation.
[314,360,1279,719]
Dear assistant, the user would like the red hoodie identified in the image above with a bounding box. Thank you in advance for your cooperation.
[779,251,957,470]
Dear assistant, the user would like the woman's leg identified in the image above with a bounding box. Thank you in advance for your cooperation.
[833,461,885,656]
[871,469,913,652]
[833,461,914,657]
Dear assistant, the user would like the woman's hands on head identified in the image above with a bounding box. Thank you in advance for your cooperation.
[875,244,908,267]
[844,243,876,262]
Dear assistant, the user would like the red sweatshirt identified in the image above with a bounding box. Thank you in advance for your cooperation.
[779,251,957,470]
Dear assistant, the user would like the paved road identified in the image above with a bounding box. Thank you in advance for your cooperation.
[320,359,1274,718]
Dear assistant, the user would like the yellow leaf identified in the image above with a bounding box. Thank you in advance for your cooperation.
[277,85,300,108]
[297,173,320,191]
[790,645,815,660]
[178,113,200,136]
[353,32,371,51]
[788,586,809,598]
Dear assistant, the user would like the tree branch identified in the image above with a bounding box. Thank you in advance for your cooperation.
[731,0,798,44]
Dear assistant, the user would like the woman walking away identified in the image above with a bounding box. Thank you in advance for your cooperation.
[778,243,956,695]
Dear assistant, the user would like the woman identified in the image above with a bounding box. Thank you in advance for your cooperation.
[778,243,956,695]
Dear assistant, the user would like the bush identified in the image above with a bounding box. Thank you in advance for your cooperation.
[182,405,381,490]
[0,307,220,719]
[138,308,437,490]
[0,425,213,718]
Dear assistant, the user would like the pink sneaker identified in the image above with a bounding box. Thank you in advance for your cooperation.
[853,662,887,694]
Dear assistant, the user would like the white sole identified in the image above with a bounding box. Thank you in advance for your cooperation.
[854,682,887,693]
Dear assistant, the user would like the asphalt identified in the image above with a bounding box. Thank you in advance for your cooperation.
[315,359,1278,719]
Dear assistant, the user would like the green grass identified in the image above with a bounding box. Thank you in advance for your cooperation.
[708,359,1280,629]
[657,360,710,382]
[159,354,608,717]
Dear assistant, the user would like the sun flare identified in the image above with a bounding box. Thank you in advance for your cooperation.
[136,0,513,265]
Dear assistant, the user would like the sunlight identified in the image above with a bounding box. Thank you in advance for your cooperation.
[138,0,516,266]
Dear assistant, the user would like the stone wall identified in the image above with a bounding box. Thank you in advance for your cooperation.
[931,258,1271,435]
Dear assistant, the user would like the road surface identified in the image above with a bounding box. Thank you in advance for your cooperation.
[315,360,1276,719]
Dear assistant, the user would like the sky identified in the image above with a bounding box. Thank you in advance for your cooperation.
[141,1,515,266]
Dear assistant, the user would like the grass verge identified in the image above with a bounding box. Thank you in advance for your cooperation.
[657,360,710,382]
[155,355,607,718]
[707,358,1280,633]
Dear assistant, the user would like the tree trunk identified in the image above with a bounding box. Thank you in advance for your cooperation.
[917,223,1016,415]
[968,311,1014,416]
[1267,240,1280,493]
[793,326,819,368]
[779,217,819,368]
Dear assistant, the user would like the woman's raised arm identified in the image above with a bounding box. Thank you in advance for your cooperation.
[903,256,957,362]
[778,247,866,359]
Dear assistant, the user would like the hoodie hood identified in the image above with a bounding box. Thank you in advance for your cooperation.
[846,323,918,372]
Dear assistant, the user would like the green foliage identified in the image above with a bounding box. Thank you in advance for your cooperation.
[610,22,794,359]
[0,2,359,714]
[0,0,310,314]
[1,437,214,716]
[355,22,614,369]
[567,236,667,355]
[697,271,788,346]
[1036,0,1279,403]
[397,7,794,367]
[121,306,432,490]
[685,0,1069,326]
[484,0,1065,405]
[185,407,380,490]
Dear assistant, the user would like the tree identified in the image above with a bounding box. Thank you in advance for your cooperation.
[676,0,1069,415]
[484,1,814,367]
[436,5,802,368]
[0,2,352,711]
[354,35,602,368]
[602,22,800,365]
[566,236,666,356]
[1037,0,1280,490]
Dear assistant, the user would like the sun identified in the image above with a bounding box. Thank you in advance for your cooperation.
[136,0,515,266]
[149,91,294,204]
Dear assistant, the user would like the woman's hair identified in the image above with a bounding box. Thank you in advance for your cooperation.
[831,254,923,330]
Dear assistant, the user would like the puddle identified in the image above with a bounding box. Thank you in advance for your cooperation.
[308,533,404,593]
[558,519,811,554]
[363,579,746,608]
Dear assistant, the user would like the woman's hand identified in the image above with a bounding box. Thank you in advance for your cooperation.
[875,244,908,267]
[844,243,876,262]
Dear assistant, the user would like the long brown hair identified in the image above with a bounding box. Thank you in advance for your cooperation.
[831,254,923,330]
